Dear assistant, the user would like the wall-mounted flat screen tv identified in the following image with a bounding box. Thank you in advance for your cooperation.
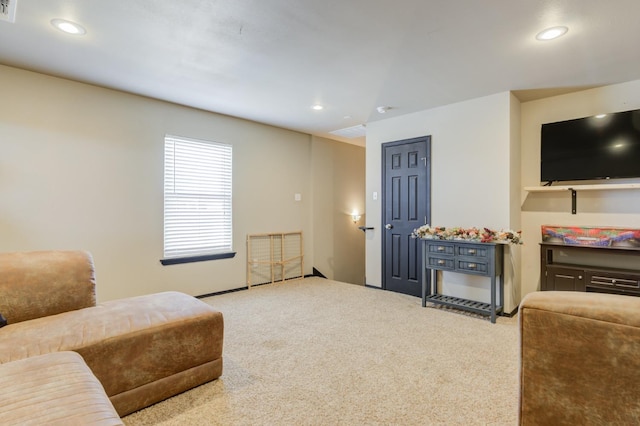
[541,108,640,183]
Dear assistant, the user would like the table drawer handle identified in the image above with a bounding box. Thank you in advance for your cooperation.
[469,249,476,254]
[468,263,477,269]
[437,260,445,265]
[437,246,445,251]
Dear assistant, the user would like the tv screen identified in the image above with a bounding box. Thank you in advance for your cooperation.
[541,109,640,183]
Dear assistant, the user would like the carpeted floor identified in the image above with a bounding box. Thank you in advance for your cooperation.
[123,277,519,425]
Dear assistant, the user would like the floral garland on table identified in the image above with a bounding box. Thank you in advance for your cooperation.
[413,225,523,245]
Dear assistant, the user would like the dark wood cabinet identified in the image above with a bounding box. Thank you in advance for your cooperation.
[540,243,640,296]
[543,265,586,292]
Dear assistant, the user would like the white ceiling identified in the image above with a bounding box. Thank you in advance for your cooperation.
[2,1,640,146]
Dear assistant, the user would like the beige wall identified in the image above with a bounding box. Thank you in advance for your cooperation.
[311,136,365,284]
[507,93,523,308]
[365,92,522,311]
[520,79,640,299]
[0,65,365,301]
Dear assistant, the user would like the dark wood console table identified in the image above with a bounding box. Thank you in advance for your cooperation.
[421,240,504,323]
[540,243,640,296]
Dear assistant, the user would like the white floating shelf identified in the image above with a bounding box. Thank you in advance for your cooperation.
[524,183,640,214]
[524,183,640,192]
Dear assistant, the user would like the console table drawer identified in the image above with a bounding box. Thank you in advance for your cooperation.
[457,245,488,259]
[426,256,455,270]
[457,260,488,274]
[427,243,454,255]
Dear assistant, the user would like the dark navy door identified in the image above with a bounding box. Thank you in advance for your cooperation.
[382,136,431,297]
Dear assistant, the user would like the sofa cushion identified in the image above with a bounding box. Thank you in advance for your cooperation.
[0,351,122,426]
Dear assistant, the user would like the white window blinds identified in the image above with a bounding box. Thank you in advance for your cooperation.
[164,135,232,259]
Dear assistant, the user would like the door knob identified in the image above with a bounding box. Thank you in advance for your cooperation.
[385,224,393,229]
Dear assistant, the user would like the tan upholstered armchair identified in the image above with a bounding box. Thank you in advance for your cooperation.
[519,291,640,425]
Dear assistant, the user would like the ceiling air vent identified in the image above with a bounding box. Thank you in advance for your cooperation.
[329,124,366,139]
[0,0,17,23]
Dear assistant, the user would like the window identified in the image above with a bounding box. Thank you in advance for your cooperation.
[162,135,233,264]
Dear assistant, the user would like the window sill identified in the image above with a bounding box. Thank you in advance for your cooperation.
[160,252,236,265]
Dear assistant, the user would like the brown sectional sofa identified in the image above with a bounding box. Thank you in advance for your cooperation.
[0,250,224,417]
[519,290,640,425]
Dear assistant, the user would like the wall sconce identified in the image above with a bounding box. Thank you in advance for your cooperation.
[351,211,362,223]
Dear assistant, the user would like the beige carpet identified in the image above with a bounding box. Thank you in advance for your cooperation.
[123,277,519,425]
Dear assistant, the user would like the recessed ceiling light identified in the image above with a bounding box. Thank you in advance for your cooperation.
[51,19,87,36]
[311,105,324,111]
[595,114,607,119]
[535,26,568,41]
